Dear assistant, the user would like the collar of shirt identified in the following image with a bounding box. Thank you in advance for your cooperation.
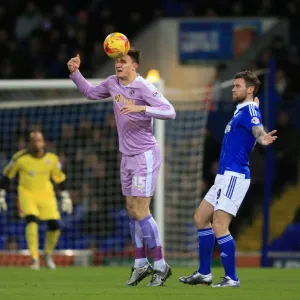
[234,101,258,115]
[118,74,142,88]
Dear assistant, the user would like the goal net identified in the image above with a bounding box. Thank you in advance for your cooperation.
[0,78,211,267]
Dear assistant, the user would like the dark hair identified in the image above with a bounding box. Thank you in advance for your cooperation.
[234,70,261,95]
[127,49,141,64]
[27,129,45,142]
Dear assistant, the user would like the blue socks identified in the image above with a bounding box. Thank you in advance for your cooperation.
[197,228,215,275]
[217,234,238,281]
[197,229,238,281]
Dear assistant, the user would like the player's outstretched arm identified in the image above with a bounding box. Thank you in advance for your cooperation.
[67,54,110,100]
[252,125,277,146]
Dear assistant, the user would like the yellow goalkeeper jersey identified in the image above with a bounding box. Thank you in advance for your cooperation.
[3,149,65,200]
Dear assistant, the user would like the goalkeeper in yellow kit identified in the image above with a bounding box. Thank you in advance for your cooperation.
[0,130,73,270]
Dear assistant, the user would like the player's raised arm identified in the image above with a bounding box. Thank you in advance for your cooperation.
[67,54,111,100]
[141,82,176,120]
[51,156,72,214]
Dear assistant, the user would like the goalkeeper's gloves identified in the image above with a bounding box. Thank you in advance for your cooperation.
[0,189,7,212]
[61,191,73,214]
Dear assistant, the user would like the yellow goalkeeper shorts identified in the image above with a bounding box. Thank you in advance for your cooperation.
[18,191,60,220]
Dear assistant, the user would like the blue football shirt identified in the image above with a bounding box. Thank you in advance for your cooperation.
[218,101,262,179]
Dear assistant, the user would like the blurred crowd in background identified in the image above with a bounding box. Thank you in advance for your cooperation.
[0,0,299,252]
[0,0,160,79]
[1,0,300,79]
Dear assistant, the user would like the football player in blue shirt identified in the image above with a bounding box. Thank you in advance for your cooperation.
[179,70,277,287]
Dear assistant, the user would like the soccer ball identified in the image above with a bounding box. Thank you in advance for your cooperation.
[103,32,130,59]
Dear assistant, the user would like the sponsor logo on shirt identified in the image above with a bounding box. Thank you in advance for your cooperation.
[28,170,51,176]
[123,97,135,105]
[114,94,135,105]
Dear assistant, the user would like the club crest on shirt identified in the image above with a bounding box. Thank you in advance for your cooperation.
[152,90,161,98]
[251,117,260,124]
[225,124,231,133]
[115,94,120,102]
[28,171,35,176]
[45,159,51,165]
[129,89,135,96]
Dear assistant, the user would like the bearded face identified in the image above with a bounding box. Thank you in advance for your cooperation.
[232,78,253,104]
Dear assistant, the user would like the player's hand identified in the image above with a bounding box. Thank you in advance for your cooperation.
[0,189,7,212]
[120,105,146,114]
[261,130,278,146]
[67,54,81,74]
[254,97,260,107]
[61,191,73,214]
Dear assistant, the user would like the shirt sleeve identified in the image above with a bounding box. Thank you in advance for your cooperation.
[142,82,176,120]
[3,156,20,179]
[240,105,262,132]
[70,70,111,100]
[51,155,66,184]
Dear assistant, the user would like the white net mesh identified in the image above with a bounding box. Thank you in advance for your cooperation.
[0,79,211,266]
[163,101,208,261]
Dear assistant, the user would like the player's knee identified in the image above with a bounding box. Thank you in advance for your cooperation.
[126,202,141,219]
[194,210,210,229]
[193,211,200,225]
[212,216,227,237]
[126,206,149,220]
[126,203,136,219]
[134,210,150,221]
[47,220,60,231]
[25,215,39,224]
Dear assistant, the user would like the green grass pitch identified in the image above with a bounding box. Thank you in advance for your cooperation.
[0,267,299,300]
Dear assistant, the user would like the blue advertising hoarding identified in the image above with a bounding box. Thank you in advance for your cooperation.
[179,20,262,62]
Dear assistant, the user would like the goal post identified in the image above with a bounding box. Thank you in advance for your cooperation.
[152,79,165,251]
